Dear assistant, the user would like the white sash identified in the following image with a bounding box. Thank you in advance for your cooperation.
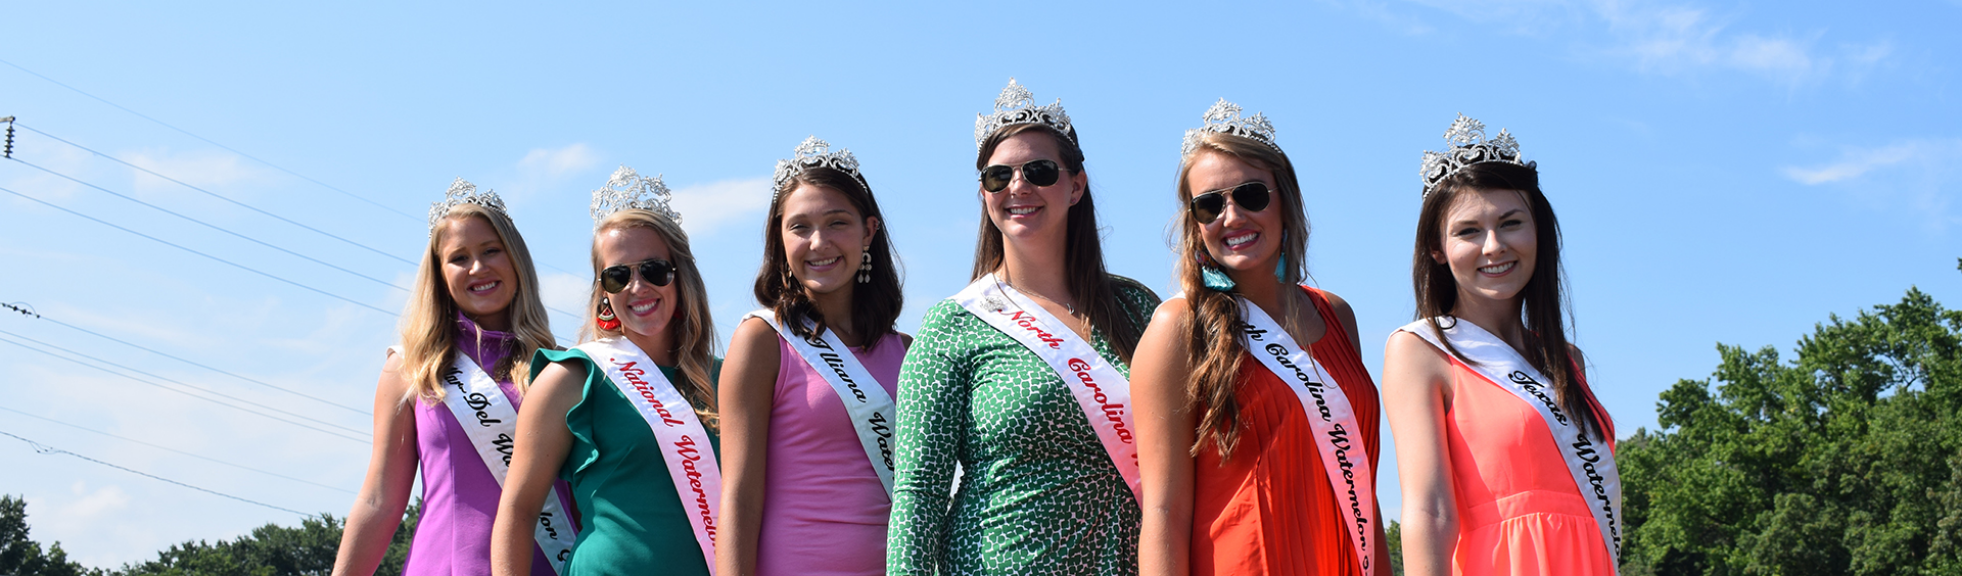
[951,274,1142,502]
[393,346,579,574]
[1398,318,1623,566]
[571,338,722,574]
[744,310,898,495]
[1235,296,1379,576]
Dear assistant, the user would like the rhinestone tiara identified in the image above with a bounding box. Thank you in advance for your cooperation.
[1420,114,1533,196]
[772,136,868,199]
[1181,98,1280,158]
[590,165,681,227]
[428,177,508,236]
[973,78,1075,151]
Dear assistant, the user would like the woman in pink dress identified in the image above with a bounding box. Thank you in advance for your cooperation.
[1383,116,1623,576]
[715,137,909,576]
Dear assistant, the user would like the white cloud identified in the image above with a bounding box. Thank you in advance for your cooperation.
[539,271,594,328]
[669,176,774,237]
[518,144,598,178]
[1782,141,1927,185]
[1783,138,1962,230]
[125,148,267,197]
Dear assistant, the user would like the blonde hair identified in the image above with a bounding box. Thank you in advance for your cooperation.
[582,209,719,431]
[398,204,556,404]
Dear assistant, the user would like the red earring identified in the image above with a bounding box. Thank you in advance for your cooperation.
[596,299,621,331]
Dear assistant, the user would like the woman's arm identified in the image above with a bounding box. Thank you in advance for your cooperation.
[490,361,584,576]
[1134,298,1199,576]
[714,318,783,576]
[331,352,420,576]
[885,305,973,576]
[1383,331,1459,576]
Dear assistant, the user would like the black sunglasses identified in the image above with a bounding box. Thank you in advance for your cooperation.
[1189,181,1274,224]
[979,159,1061,193]
[598,259,677,294]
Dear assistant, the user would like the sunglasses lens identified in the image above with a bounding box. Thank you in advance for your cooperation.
[1234,182,1272,213]
[1190,192,1225,224]
[599,265,633,293]
[1023,160,1060,187]
[980,166,1013,192]
[640,260,676,287]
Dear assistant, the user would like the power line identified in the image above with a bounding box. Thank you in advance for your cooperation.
[16,123,418,267]
[0,428,310,516]
[0,183,398,317]
[0,405,356,495]
[0,330,369,443]
[0,57,419,222]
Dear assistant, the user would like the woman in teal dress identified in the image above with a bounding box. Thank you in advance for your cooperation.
[491,167,722,576]
[886,78,1160,576]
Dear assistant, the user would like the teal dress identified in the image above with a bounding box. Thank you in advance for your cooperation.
[886,277,1160,575]
[531,348,721,576]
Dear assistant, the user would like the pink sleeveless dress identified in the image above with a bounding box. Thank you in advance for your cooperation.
[1443,355,1616,576]
[755,331,906,576]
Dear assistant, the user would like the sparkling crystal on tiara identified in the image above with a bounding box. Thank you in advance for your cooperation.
[1181,98,1281,157]
[772,136,868,198]
[590,165,681,226]
[427,177,508,236]
[973,78,1075,151]
[1419,114,1532,197]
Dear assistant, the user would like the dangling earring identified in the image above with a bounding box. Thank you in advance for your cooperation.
[1274,231,1291,285]
[857,248,872,284]
[1198,251,1235,291]
[596,298,621,331]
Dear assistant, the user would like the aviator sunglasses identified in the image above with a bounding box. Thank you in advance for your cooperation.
[598,259,677,294]
[1189,181,1274,224]
[979,159,1061,193]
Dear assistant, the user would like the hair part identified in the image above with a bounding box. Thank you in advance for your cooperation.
[1411,162,1598,439]
[398,205,556,405]
[584,209,720,431]
[753,167,905,350]
[1175,133,1310,458]
[971,123,1146,360]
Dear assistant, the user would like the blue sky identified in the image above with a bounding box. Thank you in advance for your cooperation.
[2,0,1958,566]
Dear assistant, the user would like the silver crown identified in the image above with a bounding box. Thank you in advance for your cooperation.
[427,178,508,236]
[590,165,681,227]
[973,78,1075,151]
[1181,98,1280,158]
[772,136,868,198]
[1420,114,1532,196]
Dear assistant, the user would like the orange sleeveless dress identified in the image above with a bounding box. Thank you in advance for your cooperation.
[1442,351,1616,576]
[1191,287,1380,576]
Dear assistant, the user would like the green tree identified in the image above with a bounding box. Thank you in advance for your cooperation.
[1619,287,1962,575]
[0,495,100,576]
[111,501,418,576]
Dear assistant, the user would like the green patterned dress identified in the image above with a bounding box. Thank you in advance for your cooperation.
[886,277,1159,576]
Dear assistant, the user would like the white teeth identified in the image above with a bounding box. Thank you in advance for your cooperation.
[1224,232,1258,247]
[469,281,499,292]
[1480,262,1516,274]
[809,257,840,267]
[1009,206,1039,215]
[630,302,655,313]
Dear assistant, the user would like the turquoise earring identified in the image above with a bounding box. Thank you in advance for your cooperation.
[1198,252,1236,291]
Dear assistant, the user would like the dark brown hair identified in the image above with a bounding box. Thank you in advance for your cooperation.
[1413,162,1597,439]
[1176,133,1310,458]
[753,166,904,350]
[972,123,1145,361]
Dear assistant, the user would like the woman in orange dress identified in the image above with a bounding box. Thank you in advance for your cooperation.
[1134,100,1389,576]
[1383,115,1623,576]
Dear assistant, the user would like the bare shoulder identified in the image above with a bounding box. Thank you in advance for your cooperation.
[899,332,914,349]
[1383,329,1453,395]
[729,316,781,351]
[528,358,589,403]
[1147,294,1194,330]
[375,348,411,399]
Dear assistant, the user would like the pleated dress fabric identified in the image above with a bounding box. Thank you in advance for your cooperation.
[1442,345,1616,576]
[1190,287,1381,576]
[529,348,722,576]
[403,314,568,576]
[754,331,906,576]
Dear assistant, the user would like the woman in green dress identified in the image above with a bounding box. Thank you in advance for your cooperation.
[491,167,722,576]
[886,78,1160,576]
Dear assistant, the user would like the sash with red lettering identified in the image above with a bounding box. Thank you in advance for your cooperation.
[951,274,1142,502]
[744,310,898,495]
[571,338,722,573]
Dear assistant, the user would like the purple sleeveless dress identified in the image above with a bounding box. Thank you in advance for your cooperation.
[402,314,572,576]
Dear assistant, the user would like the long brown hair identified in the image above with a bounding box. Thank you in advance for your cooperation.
[972,123,1145,360]
[1413,162,1597,439]
[1176,133,1310,457]
[583,209,719,431]
[399,205,556,404]
[753,167,903,350]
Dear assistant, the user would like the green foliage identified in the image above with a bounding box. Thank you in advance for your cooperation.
[1385,520,1405,576]
[1,495,102,576]
[111,502,418,576]
[1619,287,1962,575]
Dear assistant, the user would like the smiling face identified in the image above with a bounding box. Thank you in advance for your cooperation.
[438,215,518,330]
[1186,151,1283,279]
[780,183,879,297]
[595,225,679,340]
[1433,187,1539,306]
[981,130,1086,246]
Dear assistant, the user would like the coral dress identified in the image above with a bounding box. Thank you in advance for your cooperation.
[1442,348,1616,575]
[1191,286,1381,576]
